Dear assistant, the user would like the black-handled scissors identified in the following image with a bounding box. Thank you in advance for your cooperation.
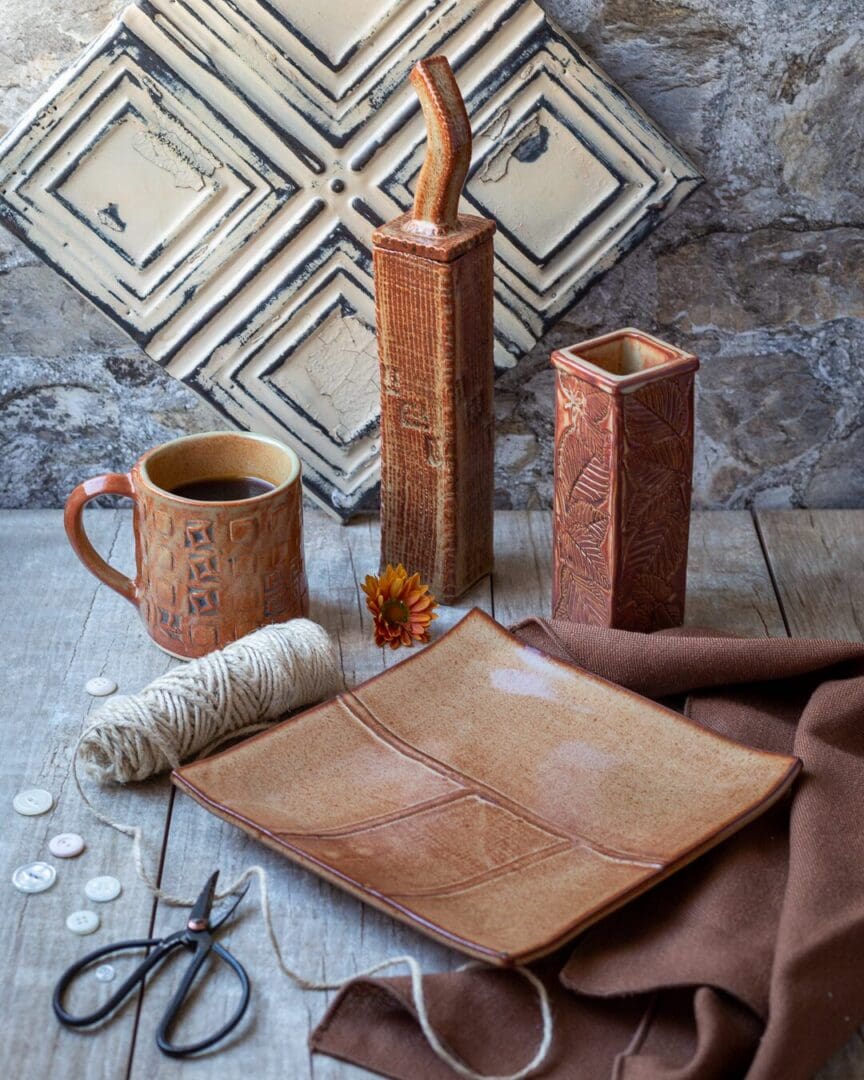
[53,871,251,1057]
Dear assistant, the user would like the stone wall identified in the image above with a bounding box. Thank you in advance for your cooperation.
[1,0,861,509]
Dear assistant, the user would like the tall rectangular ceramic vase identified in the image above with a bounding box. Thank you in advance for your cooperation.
[551,328,699,631]
[372,57,495,603]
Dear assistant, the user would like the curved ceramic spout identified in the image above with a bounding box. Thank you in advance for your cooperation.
[409,56,471,234]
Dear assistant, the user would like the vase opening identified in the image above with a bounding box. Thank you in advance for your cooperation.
[574,333,677,377]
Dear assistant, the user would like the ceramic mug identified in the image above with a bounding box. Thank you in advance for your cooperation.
[64,431,309,659]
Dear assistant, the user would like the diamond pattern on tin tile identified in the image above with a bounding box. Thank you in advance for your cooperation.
[0,9,301,350]
[0,0,701,519]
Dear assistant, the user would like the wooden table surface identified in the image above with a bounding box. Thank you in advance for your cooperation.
[2,509,862,1079]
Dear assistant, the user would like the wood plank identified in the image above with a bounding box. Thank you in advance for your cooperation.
[303,512,385,687]
[0,510,175,1080]
[131,512,464,1079]
[8,509,857,1080]
[685,511,786,637]
[491,510,553,627]
[755,510,864,641]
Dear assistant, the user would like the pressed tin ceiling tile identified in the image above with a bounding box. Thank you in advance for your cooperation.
[0,0,701,518]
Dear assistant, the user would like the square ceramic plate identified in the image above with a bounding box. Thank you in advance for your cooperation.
[173,609,800,966]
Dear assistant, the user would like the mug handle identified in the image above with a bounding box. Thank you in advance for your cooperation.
[64,473,138,606]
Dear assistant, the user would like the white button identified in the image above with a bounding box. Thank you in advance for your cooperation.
[85,875,122,903]
[66,910,100,935]
[12,861,57,894]
[49,833,85,858]
[13,788,54,816]
[95,964,115,982]
[85,677,117,697]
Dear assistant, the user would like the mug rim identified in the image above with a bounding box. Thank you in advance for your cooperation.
[137,430,301,505]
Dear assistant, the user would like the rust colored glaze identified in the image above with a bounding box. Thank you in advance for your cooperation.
[64,431,308,659]
[551,328,699,632]
[173,608,799,966]
[372,57,496,604]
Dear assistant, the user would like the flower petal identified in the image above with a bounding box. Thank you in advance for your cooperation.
[363,563,437,649]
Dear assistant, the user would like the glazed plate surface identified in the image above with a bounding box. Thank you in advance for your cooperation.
[173,610,799,965]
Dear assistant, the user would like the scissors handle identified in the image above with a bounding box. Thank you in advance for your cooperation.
[53,935,185,1027]
[156,940,251,1058]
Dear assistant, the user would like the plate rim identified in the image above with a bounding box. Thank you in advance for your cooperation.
[173,609,802,964]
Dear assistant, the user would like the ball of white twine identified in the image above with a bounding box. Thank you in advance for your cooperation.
[78,619,342,783]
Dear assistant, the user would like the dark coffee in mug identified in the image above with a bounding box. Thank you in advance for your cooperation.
[170,476,275,502]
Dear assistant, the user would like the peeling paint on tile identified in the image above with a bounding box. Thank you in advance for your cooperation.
[131,127,216,191]
[97,202,127,232]
[479,114,544,183]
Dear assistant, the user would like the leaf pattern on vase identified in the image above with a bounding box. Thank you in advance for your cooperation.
[552,373,614,622]
[615,575,683,632]
[617,372,695,631]
[552,359,695,631]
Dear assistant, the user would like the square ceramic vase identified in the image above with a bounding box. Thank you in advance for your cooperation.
[551,329,699,631]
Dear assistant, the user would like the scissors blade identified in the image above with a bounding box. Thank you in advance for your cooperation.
[188,871,220,929]
[208,881,251,934]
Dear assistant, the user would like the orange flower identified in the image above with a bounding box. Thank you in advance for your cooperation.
[361,564,438,649]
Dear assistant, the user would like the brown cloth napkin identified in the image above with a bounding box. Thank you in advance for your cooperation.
[310,620,864,1080]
